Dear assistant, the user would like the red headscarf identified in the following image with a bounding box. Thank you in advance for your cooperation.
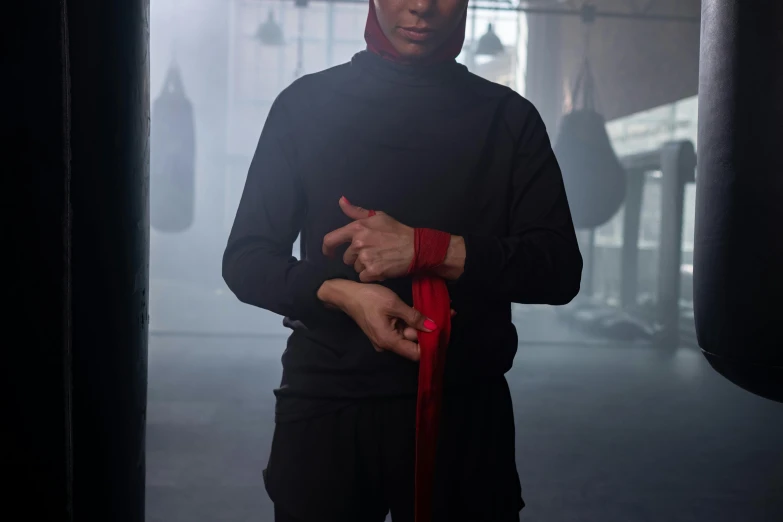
[364,0,468,65]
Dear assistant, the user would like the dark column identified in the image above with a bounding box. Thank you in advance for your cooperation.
[583,229,596,297]
[8,1,149,520]
[695,0,783,402]
[656,141,696,347]
[620,169,645,309]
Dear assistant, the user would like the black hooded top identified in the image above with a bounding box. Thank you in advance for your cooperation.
[223,50,583,420]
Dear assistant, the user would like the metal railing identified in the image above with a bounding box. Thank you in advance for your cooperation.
[618,140,696,347]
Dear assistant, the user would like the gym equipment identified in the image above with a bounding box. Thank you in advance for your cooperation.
[554,38,626,230]
[555,111,627,229]
[620,142,696,347]
[9,1,149,518]
[694,0,783,402]
[560,141,695,345]
[151,62,196,233]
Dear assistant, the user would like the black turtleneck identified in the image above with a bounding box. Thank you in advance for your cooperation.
[223,51,582,420]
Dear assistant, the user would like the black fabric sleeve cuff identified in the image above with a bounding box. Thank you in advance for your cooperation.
[286,260,340,328]
[450,234,503,290]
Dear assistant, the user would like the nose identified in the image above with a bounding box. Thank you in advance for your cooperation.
[408,0,436,17]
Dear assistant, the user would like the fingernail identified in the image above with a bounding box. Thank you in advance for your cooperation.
[424,319,437,330]
[341,196,351,205]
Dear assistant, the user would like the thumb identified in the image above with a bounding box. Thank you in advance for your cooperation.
[402,326,419,342]
[339,196,372,221]
[392,303,436,333]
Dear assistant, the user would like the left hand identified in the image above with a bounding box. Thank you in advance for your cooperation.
[322,197,415,283]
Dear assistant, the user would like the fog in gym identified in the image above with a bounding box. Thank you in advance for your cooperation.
[30,0,782,520]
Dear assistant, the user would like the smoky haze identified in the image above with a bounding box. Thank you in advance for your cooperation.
[146,2,783,522]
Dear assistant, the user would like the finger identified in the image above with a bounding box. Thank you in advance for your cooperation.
[359,268,384,283]
[401,315,452,341]
[339,196,373,221]
[343,243,360,266]
[322,222,360,257]
[372,342,384,353]
[390,302,435,333]
[386,337,421,362]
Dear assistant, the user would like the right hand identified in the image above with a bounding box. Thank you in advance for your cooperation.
[317,280,454,361]
[399,309,457,345]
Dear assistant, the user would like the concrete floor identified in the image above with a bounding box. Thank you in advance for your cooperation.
[146,316,783,522]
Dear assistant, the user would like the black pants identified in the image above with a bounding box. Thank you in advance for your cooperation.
[264,377,524,522]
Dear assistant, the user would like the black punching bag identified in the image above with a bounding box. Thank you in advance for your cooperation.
[9,0,149,519]
[151,62,196,232]
[554,55,626,230]
[695,0,783,402]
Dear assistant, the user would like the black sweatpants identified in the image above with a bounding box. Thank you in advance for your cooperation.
[263,376,524,522]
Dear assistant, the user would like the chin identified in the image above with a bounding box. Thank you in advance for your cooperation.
[397,42,436,62]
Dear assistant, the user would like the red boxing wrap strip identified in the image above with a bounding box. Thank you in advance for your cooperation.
[408,227,452,275]
[369,212,452,522]
[408,228,451,522]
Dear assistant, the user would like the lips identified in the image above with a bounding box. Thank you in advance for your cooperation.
[399,26,435,42]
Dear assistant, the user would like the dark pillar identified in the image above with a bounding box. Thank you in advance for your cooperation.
[8,1,149,520]
[583,229,596,297]
[695,0,783,402]
[620,169,645,309]
[656,141,696,347]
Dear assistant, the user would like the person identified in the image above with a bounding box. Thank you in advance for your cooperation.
[222,0,583,520]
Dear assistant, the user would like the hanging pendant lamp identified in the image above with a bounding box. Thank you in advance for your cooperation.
[475,22,504,56]
[256,10,285,46]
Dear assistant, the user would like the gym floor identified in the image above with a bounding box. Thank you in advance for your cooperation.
[146,310,783,522]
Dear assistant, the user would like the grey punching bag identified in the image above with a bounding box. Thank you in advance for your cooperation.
[151,62,196,232]
[554,54,626,230]
[695,0,783,402]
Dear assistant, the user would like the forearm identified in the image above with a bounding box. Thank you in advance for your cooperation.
[222,242,335,324]
[454,231,582,304]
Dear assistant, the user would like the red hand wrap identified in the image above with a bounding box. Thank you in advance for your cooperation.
[407,228,452,276]
[368,210,451,522]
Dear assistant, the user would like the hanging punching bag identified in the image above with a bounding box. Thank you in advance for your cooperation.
[151,62,195,232]
[554,57,626,230]
[695,0,783,402]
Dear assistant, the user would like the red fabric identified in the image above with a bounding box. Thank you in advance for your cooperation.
[364,0,468,65]
[369,212,451,522]
[408,228,451,522]
[362,1,464,513]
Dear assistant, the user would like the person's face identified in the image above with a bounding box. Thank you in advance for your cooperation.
[373,0,468,62]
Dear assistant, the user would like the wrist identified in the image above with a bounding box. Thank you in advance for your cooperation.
[317,279,359,310]
[433,235,466,280]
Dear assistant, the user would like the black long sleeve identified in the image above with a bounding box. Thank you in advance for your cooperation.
[453,107,583,305]
[222,97,333,326]
[222,50,585,401]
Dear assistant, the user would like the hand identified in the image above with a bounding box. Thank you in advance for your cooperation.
[322,197,415,283]
[317,279,455,361]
